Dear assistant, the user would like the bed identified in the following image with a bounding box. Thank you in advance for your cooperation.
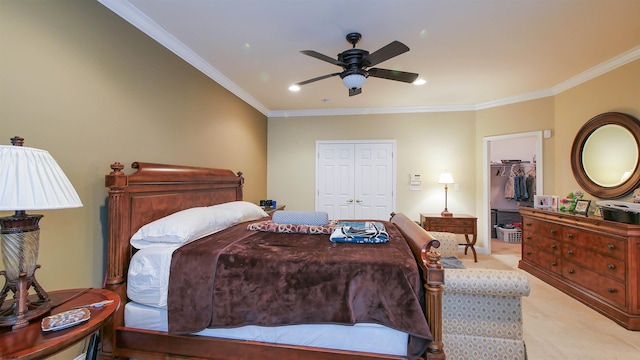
[100,161,446,360]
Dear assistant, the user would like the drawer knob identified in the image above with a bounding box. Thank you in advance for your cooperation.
[525,222,532,226]
[526,251,532,255]
[607,244,615,250]
[551,261,558,266]
[550,229,557,234]
[568,269,575,274]
[567,233,574,239]
[607,264,616,270]
[526,236,532,240]
[550,244,557,249]
[567,250,574,255]
[607,288,617,293]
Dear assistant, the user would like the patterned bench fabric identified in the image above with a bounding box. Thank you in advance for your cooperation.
[443,334,527,360]
[426,231,458,257]
[444,268,531,297]
[428,239,531,360]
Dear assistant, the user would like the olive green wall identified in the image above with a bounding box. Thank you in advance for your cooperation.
[0,0,267,306]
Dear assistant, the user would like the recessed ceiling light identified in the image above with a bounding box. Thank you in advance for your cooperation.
[288,85,300,92]
[413,78,427,86]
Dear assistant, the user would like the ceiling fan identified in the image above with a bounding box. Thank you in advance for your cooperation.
[295,32,419,96]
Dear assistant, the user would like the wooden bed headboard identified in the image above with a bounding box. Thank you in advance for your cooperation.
[102,161,244,353]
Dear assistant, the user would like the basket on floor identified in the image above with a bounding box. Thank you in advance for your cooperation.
[496,227,522,243]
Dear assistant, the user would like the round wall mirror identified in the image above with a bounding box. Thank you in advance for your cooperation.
[571,112,640,199]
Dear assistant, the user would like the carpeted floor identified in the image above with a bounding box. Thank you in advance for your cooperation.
[458,240,640,360]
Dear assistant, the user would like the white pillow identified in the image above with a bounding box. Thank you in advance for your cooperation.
[130,206,242,249]
[211,201,268,222]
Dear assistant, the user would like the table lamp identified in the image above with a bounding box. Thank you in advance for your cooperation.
[438,171,454,217]
[0,136,82,329]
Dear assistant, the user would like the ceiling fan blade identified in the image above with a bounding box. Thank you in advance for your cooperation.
[368,68,419,83]
[349,87,362,96]
[296,72,341,86]
[364,41,410,67]
[301,50,346,67]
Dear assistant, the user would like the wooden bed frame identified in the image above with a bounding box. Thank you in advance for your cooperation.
[100,162,446,360]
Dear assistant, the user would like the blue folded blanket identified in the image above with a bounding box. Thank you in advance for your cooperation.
[272,210,329,226]
[330,221,389,244]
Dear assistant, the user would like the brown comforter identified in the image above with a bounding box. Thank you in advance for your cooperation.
[167,220,432,359]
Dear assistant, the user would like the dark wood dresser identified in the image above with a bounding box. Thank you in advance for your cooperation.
[519,206,640,330]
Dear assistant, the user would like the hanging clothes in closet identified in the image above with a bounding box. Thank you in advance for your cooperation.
[504,163,535,201]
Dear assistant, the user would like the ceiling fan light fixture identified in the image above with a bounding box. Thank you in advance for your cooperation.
[342,74,367,89]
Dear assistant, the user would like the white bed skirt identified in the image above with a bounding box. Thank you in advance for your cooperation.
[125,301,408,356]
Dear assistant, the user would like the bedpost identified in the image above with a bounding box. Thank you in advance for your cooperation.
[422,240,445,359]
[389,213,446,360]
[101,162,129,358]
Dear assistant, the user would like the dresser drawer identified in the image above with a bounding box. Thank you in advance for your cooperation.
[563,243,625,281]
[522,243,562,275]
[427,218,475,230]
[522,233,562,255]
[562,260,626,308]
[565,230,626,261]
[523,217,564,241]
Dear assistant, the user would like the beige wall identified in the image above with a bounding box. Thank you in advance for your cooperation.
[554,59,640,201]
[2,0,640,335]
[268,112,476,219]
[0,0,267,303]
[269,59,640,251]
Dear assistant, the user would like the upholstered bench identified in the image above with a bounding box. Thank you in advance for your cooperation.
[426,231,531,360]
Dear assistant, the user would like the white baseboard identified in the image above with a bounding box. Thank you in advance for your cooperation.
[73,353,86,360]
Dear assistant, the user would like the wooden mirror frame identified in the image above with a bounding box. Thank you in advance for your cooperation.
[570,112,640,199]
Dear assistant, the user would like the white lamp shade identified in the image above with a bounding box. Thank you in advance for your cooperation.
[438,171,455,184]
[0,145,83,210]
[342,74,367,89]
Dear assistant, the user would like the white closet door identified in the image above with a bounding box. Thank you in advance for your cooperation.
[317,143,356,220]
[316,141,394,220]
[354,143,394,219]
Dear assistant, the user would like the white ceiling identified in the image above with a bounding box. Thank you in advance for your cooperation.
[98,0,640,117]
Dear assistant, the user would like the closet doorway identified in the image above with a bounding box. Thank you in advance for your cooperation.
[483,132,544,254]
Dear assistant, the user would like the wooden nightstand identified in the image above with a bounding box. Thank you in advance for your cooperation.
[0,288,119,359]
[420,213,478,262]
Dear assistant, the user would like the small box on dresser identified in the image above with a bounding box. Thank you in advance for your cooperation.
[519,206,640,331]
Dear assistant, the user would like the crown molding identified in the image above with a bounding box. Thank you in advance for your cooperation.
[98,1,640,119]
[97,0,270,116]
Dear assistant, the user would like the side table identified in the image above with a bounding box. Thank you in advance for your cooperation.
[420,213,478,262]
[0,288,120,360]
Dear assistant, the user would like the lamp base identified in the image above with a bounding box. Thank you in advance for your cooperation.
[441,210,453,217]
[0,212,51,329]
[0,268,51,329]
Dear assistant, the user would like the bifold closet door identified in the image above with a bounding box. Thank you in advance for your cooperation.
[317,142,394,220]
